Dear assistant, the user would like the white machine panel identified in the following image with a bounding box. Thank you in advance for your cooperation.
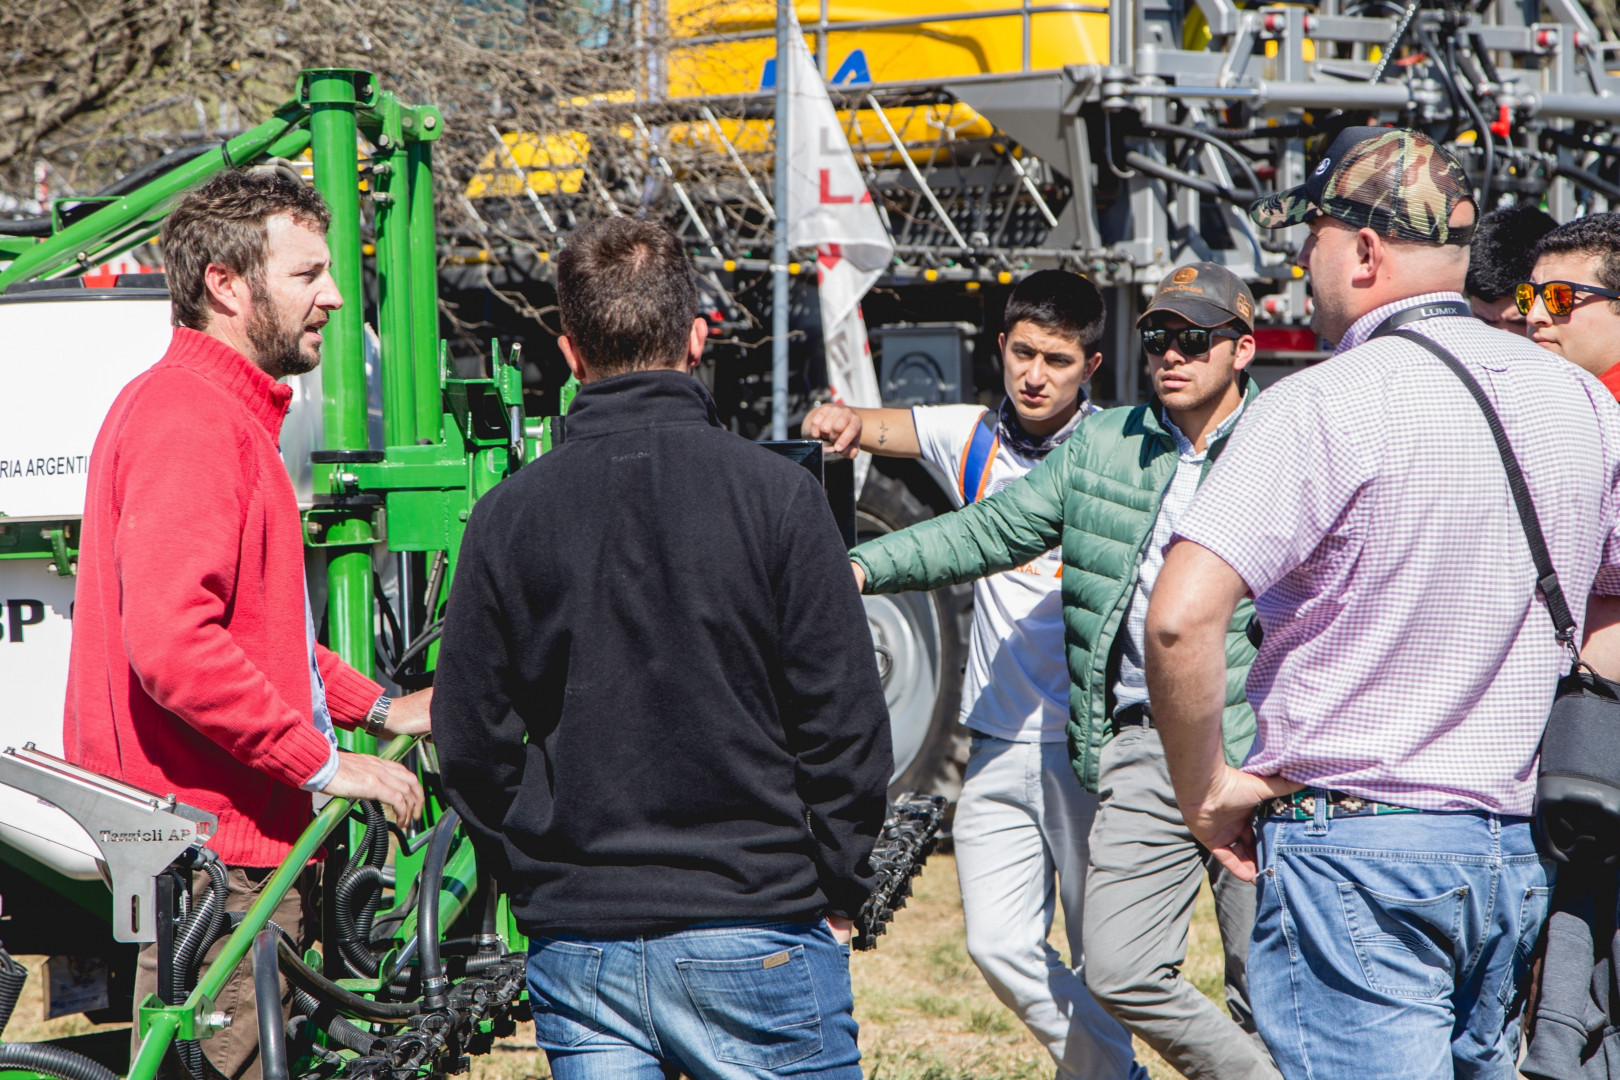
[0,296,173,520]
[0,289,344,882]
[0,558,101,878]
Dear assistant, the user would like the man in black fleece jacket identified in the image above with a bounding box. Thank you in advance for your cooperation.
[432,217,892,1080]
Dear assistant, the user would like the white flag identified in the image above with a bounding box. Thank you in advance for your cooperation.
[781,13,893,492]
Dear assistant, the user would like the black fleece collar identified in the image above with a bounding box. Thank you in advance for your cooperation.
[563,368,723,440]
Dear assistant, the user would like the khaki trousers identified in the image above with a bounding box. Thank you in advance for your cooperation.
[1082,724,1282,1080]
[132,865,316,1080]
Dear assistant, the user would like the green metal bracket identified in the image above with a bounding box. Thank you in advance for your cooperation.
[136,991,217,1041]
[303,507,386,548]
[401,105,445,144]
[296,69,378,110]
[0,521,78,564]
[45,527,74,576]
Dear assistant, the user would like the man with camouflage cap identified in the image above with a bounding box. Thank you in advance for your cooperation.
[850,261,1277,1080]
[1148,127,1620,1076]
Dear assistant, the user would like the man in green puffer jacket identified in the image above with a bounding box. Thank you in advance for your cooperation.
[851,262,1279,1080]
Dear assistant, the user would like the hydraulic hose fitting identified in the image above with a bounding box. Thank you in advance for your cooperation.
[418,809,462,1010]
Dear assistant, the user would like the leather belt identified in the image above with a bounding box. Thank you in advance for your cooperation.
[1110,703,1153,736]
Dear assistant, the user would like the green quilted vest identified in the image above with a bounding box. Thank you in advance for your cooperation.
[852,382,1259,792]
[1054,392,1258,792]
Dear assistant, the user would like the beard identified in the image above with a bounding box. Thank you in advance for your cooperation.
[1307,283,1352,348]
[247,283,321,378]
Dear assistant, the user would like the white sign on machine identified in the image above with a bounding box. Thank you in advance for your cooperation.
[0,294,173,877]
[0,290,335,881]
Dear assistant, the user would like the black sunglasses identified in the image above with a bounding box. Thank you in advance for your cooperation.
[1140,326,1242,357]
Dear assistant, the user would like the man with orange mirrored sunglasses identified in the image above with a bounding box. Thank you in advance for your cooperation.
[1521,212,1620,401]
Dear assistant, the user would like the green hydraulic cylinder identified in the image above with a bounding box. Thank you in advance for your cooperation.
[407,132,444,444]
[307,68,378,751]
[372,92,417,450]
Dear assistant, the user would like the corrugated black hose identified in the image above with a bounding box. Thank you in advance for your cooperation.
[0,1044,120,1080]
[276,936,423,1022]
[334,800,390,978]
[170,860,229,982]
[0,945,27,1036]
[288,988,384,1055]
[171,860,229,1080]
[336,867,386,978]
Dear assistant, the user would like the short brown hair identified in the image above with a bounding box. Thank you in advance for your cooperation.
[556,217,698,376]
[160,169,332,330]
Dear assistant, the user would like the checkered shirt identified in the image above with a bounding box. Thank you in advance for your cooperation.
[1175,292,1620,815]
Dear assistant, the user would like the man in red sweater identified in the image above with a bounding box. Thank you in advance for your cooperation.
[65,169,428,1080]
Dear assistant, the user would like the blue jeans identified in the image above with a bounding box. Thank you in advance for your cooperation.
[1250,801,1552,1080]
[526,921,862,1080]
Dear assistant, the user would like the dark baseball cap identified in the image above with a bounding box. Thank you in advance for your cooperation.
[1248,126,1476,245]
[1137,262,1256,331]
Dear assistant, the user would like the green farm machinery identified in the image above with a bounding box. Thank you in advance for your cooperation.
[0,67,942,1080]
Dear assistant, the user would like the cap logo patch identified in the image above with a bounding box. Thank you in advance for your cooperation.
[1313,157,1332,177]
[1236,295,1252,321]
[1171,267,1198,284]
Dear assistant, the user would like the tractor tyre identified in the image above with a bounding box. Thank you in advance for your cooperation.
[856,467,973,806]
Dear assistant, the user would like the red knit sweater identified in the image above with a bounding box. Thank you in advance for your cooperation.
[64,329,383,867]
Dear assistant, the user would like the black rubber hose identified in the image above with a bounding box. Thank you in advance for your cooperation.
[0,143,220,239]
[0,1044,120,1080]
[1122,151,1256,204]
[477,870,502,950]
[333,801,390,977]
[1215,120,1325,142]
[418,810,462,1010]
[95,143,220,199]
[392,623,443,680]
[1554,161,1620,204]
[0,947,27,1036]
[276,936,423,1021]
[1436,28,1495,209]
[336,866,386,977]
[1140,121,1264,196]
[254,931,290,1080]
[464,953,508,976]
[1413,21,1462,143]
[175,891,236,1080]
[373,572,406,670]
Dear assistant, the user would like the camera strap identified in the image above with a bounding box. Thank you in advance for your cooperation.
[1367,299,1474,338]
[1379,327,1580,659]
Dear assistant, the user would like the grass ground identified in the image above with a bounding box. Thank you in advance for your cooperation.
[5,853,1223,1080]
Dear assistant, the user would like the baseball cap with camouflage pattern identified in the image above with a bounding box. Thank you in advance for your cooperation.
[1137,261,1256,332]
[1248,127,1477,245]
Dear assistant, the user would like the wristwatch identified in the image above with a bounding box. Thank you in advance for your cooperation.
[363,695,392,737]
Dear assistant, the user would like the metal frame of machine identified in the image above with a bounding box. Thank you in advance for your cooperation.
[459,0,1620,400]
[0,66,539,1080]
[0,62,944,1080]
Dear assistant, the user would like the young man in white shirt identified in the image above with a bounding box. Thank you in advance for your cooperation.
[805,271,1145,1080]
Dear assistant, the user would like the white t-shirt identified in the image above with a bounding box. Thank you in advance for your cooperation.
[912,404,1086,742]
